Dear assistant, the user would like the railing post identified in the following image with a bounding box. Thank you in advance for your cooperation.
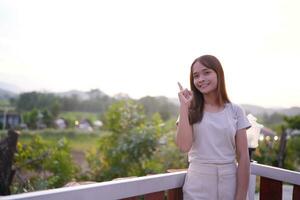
[144,191,165,200]
[260,177,282,200]
[122,197,139,200]
[167,188,183,200]
[166,169,185,200]
[248,174,256,200]
[293,185,300,200]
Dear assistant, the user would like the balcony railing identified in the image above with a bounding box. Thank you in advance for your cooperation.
[2,162,300,200]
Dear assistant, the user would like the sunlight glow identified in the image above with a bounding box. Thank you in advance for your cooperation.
[1,0,300,107]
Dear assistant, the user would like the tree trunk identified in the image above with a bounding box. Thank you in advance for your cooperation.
[0,130,19,195]
[277,126,287,168]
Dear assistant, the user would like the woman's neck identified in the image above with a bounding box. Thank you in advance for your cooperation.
[203,94,224,112]
[203,93,218,106]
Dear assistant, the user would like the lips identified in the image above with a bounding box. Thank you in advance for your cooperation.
[199,83,209,89]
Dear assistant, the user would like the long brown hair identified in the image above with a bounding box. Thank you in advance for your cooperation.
[189,55,230,124]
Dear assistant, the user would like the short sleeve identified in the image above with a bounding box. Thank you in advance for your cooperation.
[234,104,251,131]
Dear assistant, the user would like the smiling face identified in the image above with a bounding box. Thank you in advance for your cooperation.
[192,61,218,95]
[188,55,230,123]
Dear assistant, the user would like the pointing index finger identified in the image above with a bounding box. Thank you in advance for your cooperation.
[177,82,184,91]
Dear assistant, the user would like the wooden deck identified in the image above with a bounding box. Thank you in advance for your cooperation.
[2,162,300,200]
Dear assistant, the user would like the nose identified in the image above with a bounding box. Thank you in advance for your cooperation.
[197,76,205,83]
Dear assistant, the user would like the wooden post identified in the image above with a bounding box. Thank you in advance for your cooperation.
[260,177,282,200]
[248,173,256,200]
[144,191,165,200]
[0,130,19,195]
[122,197,139,200]
[168,188,183,200]
[166,169,185,200]
[277,126,287,168]
[293,185,300,200]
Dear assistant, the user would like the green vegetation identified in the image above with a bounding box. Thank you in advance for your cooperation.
[4,91,178,130]
[12,135,77,193]
[2,98,185,194]
[1,90,299,194]
[86,100,186,181]
[0,99,10,107]
[6,129,103,151]
[253,115,300,170]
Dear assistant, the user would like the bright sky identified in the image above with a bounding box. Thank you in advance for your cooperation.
[0,0,300,108]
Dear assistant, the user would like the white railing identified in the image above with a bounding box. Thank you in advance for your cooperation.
[249,162,300,200]
[251,162,300,185]
[2,163,300,200]
[1,171,186,200]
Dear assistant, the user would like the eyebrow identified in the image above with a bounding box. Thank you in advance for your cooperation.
[193,68,211,74]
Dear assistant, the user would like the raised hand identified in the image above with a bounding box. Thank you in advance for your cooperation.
[177,82,193,107]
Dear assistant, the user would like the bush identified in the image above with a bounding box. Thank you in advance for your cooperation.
[87,100,162,181]
[12,135,78,193]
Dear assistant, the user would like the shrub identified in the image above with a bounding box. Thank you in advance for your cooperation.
[12,135,78,193]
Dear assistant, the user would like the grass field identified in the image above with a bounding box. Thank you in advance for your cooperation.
[0,129,108,172]
[0,129,107,151]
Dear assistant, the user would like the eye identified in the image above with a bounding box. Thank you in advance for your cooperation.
[193,74,199,79]
[203,69,212,75]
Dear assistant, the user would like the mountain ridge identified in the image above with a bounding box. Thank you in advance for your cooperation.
[1,82,300,116]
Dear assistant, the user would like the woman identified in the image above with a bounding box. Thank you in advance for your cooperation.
[176,55,251,200]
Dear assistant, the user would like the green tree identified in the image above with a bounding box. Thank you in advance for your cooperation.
[87,100,162,181]
[103,100,145,134]
[50,100,61,118]
[41,109,53,128]
[16,92,59,112]
[138,96,178,121]
[143,119,188,174]
[253,115,300,170]
[13,136,77,193]
[22,109,39,129]
[284,115,300,129]
[280,115,300,169]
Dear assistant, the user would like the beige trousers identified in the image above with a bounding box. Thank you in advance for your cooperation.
[183,161,237,200]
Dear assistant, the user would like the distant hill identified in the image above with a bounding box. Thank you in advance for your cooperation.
[0,81,300,116]
[168,100,300,116]
[56,90,91,100]
[56,89,108,100]
[168,97,179,106]
[242,104,300,116]
[164,100,300,116]
[0,81,22,93]
[0,88,17,100]
[279,107,300,116]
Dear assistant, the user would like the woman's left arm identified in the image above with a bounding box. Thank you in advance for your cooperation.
[235,128,250,200]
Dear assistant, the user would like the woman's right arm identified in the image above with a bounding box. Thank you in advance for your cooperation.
[176,83,193,152]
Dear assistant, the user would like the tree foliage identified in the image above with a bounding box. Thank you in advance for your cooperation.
[15,92,60,112]
[138,96,178,120]
[253,115,300,170]
[87,100,164,181]
[284,115,300,129]
[283,115,300,169]
[12,91,179,130]
[13,135,78,193]
[103,100,145,134]
[22,109,54,129]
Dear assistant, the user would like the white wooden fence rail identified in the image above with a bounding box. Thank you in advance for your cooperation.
[1,171,186,200]
[2,163,300,200]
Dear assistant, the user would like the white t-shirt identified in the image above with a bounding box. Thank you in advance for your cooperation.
[188,103,251,164]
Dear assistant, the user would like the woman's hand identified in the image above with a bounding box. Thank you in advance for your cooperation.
[177,82,193,108]
[176,82,194,152]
